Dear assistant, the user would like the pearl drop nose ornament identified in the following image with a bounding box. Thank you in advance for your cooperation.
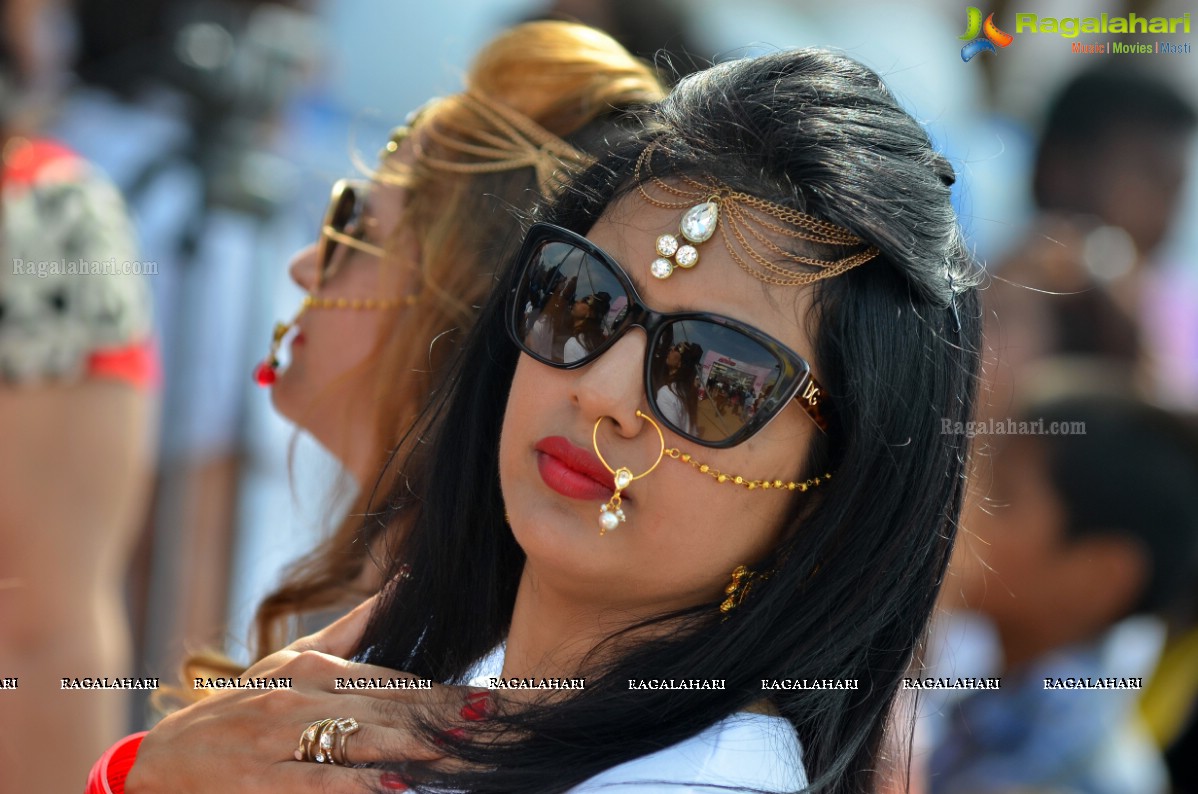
[591,411,666,535]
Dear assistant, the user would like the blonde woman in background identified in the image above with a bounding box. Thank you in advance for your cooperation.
[85,21,660,792]
[246,20,665,656]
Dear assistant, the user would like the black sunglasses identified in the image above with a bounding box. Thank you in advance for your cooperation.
[316,178,386,289]
[506,223,828,448]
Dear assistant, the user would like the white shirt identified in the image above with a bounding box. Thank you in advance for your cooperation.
[570,711,806,792]
[465,646,808,792]
[654,384,697,437]
[563,335,587,364]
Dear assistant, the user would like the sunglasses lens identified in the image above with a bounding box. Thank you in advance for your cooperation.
[648,320,793,445]
[514,239,627,366]
[322,183,361,272]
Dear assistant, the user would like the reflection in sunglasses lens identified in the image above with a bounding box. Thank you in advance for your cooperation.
[519,243,624,365]
[649,322,783,444]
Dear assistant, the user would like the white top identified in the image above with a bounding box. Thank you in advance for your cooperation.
[570,711,806,792]
[465,646,808,792]
[563,335,587,364]
[655,384,697,437]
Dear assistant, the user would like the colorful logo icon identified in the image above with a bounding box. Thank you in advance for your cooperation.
[960,7,1014,61]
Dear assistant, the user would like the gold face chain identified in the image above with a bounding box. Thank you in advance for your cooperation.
[665,448,830,492]
[301,295,418,311]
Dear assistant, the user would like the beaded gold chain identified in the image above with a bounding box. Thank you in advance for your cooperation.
[665,448,830,492]
[634,146,880,286]
[301,294,418,311]
[393,92,594,195]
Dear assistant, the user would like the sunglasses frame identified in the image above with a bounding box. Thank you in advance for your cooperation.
[506,223,829,448]
[315,178,387,289]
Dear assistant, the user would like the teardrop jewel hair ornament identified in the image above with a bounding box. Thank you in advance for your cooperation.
[650,198,719,280]
[592,411,666,535]
[634,144,880,285]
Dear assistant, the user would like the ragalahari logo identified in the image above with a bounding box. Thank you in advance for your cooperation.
[960,7,1014,61]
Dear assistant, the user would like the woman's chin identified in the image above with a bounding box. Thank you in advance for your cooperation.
[510,503,640,586]
[268,368,303,422]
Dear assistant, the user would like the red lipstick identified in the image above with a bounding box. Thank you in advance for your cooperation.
[534,436,615,502]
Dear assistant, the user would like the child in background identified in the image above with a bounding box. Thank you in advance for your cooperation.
[934,386,1198,794]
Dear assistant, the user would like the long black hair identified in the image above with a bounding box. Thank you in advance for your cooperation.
[355,48,983,793]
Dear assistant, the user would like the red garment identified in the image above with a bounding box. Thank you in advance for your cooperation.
[1,138,78,186]
[1,137,159,388]
[87,338,162,390]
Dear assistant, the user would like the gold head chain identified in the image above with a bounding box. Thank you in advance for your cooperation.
[395,91,596,196]
[633,145,880,285]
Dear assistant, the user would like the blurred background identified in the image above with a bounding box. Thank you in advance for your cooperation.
[1,0,1196,792]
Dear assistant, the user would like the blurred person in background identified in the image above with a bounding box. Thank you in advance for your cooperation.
[61,0,321,703]
[959,63,1198,793]
[0,3,159,790]
[935,382,1198,794]
[526,0,709,81]
[1145,568,1198,794]
[983,66,1197,418]
[231,21,664,659]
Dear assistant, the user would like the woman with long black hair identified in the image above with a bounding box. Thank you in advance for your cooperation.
[124,47,980,794]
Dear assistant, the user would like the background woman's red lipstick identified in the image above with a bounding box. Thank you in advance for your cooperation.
[535,436,614,501]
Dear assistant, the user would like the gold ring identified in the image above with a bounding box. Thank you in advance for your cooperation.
[295,718,332,762]
[333,717,360,766]
[294,717,360,765]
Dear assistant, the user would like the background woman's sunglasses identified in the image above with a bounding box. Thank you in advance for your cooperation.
[316,178,386,288]
[506,223,828,448]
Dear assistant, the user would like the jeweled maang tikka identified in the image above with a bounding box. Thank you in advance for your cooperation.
[633,145,881,284]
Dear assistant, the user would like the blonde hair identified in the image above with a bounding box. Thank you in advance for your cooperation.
[247,21,665,657]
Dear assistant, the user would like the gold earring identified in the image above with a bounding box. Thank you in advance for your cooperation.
[591,410,666,535]
[720,564,768,614]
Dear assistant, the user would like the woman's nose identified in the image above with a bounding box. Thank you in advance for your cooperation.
[288,244,320,293]
[571,331,647,439]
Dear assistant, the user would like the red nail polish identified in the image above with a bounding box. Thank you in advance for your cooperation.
[460,691,492,721]
[379,772,409,790]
